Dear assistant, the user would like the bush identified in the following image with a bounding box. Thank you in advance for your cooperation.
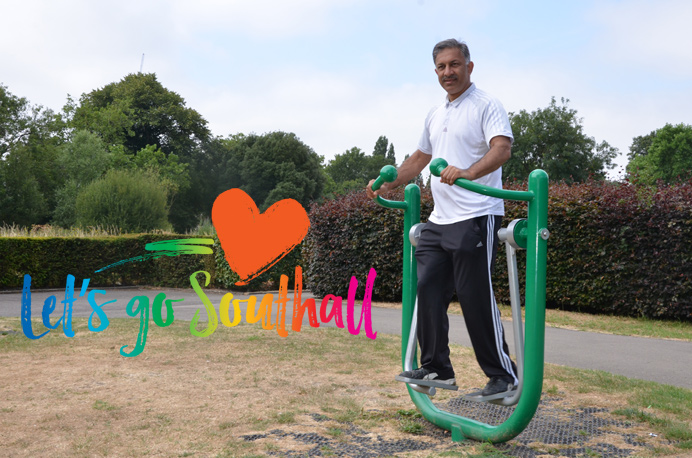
[305,181,692,322]
[76,169,170,233]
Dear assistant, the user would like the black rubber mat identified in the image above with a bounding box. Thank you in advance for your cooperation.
[439,394,648,457]
[240,395,657,457]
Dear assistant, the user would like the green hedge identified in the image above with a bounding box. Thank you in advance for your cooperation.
[0,235,216,289]
[0,233,304,291]
[304,181,692,322]
[533,180,692,321]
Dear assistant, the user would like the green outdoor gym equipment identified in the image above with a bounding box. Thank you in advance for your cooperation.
[371,158,549,443]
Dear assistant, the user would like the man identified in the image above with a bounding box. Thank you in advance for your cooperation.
[366,39,517,397]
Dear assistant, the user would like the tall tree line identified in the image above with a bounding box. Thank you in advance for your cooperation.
[0,76,328,232]
[3,76,688,232]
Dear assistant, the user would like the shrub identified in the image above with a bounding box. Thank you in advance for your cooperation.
[75,169,170,233]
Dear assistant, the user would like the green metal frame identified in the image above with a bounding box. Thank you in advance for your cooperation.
[372,158,549,443]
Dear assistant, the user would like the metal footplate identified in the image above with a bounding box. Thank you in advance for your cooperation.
[395,375,459,391]
[463,388,519,404]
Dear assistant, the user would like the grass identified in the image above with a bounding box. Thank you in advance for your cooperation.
[92,400,119,411]
[0,219,216,238]
[397,409,425,435]
[614,408,692,447]
[0,223,125,237]
[545,364,692,452]
[275,411,297,424]
[186,216,216,236]
[511,305,692,342]
[1,314,691,457]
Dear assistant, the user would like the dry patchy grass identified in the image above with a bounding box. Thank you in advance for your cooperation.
[0,317,688,458]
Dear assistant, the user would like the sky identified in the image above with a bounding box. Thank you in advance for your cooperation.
[2,0,692,180]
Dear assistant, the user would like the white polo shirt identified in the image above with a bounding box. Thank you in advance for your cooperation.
[418,83,513,225]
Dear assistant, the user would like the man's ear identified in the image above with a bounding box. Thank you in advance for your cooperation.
[468,61,474,74]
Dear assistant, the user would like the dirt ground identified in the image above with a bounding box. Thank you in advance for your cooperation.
[0,317,684,458]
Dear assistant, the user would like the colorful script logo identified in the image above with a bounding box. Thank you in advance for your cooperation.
[19,189,379,357]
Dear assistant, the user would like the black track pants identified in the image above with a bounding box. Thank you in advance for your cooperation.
[414,216,517,383]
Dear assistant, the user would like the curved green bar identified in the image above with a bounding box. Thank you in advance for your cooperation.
[372,160,549,443]
[372,165,408,210]
[429,158,534,202]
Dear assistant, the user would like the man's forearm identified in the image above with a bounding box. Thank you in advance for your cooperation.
[465,141,511,180]
[389,150,431,188]
[367,149,430,198]
[439,136,511,184]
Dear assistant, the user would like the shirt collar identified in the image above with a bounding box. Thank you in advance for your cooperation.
[446,83,476,107]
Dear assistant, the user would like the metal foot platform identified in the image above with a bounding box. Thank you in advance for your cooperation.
[463,388,518,403]
[395,375,459,391]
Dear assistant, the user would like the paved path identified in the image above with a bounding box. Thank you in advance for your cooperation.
[2,286,690,390]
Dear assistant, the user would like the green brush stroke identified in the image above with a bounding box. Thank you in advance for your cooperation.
[95,238,214,273]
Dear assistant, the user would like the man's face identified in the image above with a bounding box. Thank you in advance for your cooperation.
[434,47,474,101]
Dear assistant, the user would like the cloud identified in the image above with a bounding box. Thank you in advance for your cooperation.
[588,0,692,78]
[3,0,690,183]
[1,0,180,109]
[168,0,363,39]
[190,68,440,165]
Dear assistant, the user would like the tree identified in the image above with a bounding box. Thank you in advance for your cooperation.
[175,135,236,229]
[627,130,657,161]
[374,135,397,163]
[370,135,396,174]
[52,130,110,227]
[626,123,692,184]
[56,130,110,184]
[71,73,210,160]
[70,73,211,231]
[373,135,388,157]
[324,136,397,197]
[111,144,189,202]
[368,136,396,178]
[387,143,396,163]
[1,84,30,159]
[218,131,325,211]
[0,150,48,226]
[505,97,618,182]
[325,147,369,183]
[1,84,66,226]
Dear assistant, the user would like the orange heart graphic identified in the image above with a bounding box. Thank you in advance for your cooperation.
[211,189,310,286]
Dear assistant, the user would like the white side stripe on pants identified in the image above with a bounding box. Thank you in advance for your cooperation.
[486,216,518,384]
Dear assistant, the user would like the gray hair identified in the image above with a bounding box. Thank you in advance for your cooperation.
[432,39,470,64]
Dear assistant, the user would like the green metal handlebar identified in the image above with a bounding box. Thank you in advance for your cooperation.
[371,165,397,191]
[372,165,408,210]
[429,158,534,202]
